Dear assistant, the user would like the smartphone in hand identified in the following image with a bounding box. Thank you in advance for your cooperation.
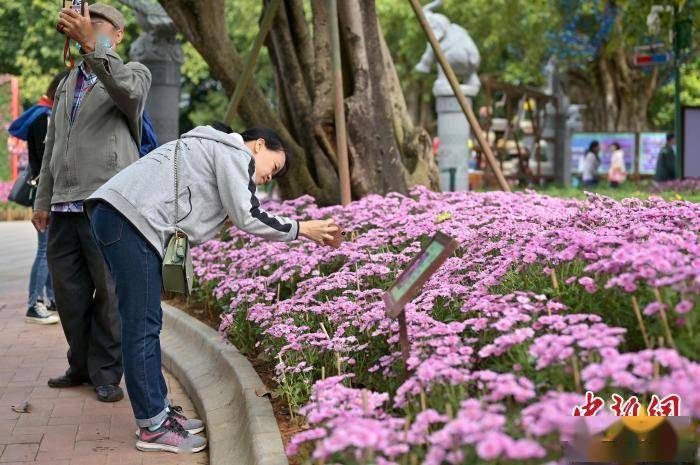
[65,0,84,13]
[57,0,84,32]
[323,227,345,249]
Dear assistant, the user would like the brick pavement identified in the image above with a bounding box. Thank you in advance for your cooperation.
[0,221,208,465]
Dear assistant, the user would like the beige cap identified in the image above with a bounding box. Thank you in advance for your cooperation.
[89,3,125,30]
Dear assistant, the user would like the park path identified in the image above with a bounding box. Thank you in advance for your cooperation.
[0,221,208,465]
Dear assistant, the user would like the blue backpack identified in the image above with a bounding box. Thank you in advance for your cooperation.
[140,108,159,157]
[8,104,52,141]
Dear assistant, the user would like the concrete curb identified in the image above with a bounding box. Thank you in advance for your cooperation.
[160,302,288,465]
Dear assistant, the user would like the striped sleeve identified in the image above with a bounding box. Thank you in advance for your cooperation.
[214,146,299,242]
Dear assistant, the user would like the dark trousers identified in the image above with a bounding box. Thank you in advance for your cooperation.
[47,213,123,386]
[90,203,168,426]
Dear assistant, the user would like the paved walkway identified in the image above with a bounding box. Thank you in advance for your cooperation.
[0,222,208,465]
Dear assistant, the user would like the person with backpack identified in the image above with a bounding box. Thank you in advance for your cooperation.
[32,3,151,403]
[8,71,69,324]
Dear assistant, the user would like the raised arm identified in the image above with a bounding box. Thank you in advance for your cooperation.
[81,43,151,122]
[59,3,151,122]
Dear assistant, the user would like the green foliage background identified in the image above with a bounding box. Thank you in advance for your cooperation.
[377,0,554,87]
[1,0,699,181]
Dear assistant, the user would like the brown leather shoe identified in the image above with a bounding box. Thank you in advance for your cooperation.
[96,384,124,402]
[47,374,89,388]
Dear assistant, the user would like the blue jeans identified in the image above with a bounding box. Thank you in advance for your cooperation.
[28,227,54,307]
[90,202,168,428]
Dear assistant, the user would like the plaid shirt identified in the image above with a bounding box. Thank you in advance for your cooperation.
[51,63,98,213]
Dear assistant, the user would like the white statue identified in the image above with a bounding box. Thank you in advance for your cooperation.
[414,0,481,97]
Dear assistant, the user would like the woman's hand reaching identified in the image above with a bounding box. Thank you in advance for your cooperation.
[299,219,339,245]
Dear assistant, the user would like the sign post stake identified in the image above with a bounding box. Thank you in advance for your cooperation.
[634,132,640,185]
[328,0,352,206]
[673,4,682,179]
[223,0,283,126]
[397,311,410,365]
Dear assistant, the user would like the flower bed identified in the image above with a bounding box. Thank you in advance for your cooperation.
[649,178,700,195]
[192,187,699,464]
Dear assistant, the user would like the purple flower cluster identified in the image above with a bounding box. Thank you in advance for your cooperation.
[192,187,699,463]
[0,181,12,204]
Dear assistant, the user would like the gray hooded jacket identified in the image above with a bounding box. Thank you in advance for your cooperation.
[85,126,299,257]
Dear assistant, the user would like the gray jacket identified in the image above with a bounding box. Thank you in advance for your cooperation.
[85,126,300,257]
[34,42,151,211]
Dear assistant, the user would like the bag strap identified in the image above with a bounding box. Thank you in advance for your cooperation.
[173,139,181,232]
[63,37,75,69]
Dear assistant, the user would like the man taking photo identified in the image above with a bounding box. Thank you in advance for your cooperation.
[33,2,152,402]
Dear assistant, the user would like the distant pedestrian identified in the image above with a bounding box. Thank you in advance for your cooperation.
[608,142,627,188]
[655,133,677,182]
[582,140,601,187]
[8,71,69,324]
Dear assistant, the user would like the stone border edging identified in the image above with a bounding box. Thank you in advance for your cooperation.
[160,302,288,465]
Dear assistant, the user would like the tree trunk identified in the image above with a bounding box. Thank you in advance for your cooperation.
[158,0,438,206]
[566,16,658,132]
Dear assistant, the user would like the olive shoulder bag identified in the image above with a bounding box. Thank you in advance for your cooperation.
[162,139,194,296]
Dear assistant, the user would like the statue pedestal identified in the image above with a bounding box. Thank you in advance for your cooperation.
[140,59,181,144]
[435,85,477,192]
[130,30,184,145]
[121,1,183,146]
